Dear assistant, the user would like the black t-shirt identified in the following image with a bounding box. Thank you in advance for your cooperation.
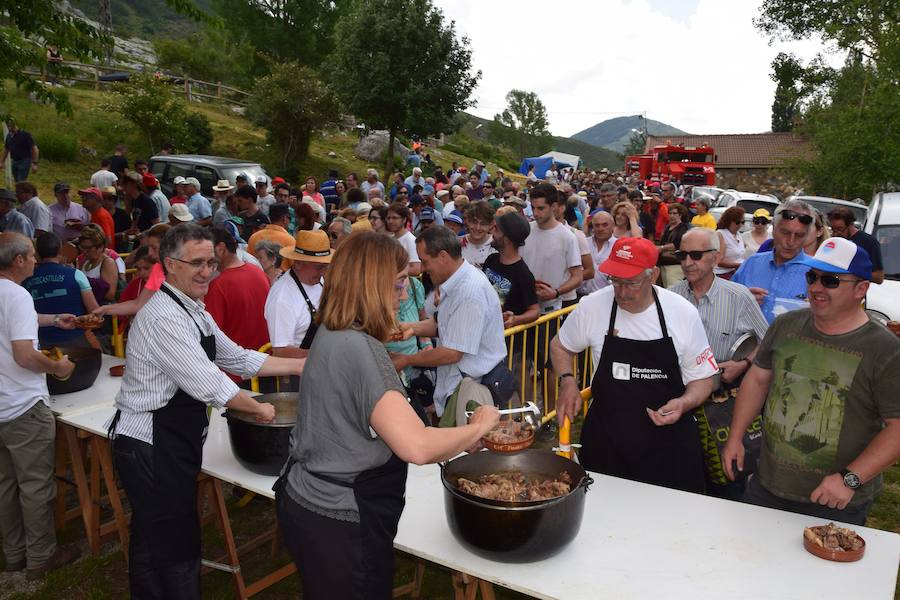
[5,130,34,161]
[132,193,159,231]
[241,210,270,240]
[112,207,131,233]
[638,212,655,238]
[108,154,129,177]
[482,254,538,315]
[850,229,884,271]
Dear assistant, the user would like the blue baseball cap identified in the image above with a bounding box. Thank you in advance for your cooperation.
[420,207,435,221]
[223,219,246,244]
[445,212,464,225]
[409,194,425,206]
[422,184,435,197]
[799,237,872,281]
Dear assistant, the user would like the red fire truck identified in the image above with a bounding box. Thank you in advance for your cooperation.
[625,142,716,186]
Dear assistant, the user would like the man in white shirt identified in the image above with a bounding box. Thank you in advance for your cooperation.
[265,230,332,365]
[14,182,51,236]
[360,168,385,197]
[89,158,118,190]
[581,210,616,295]
[551,237,717,493]
[184,177,211,226]
[0,233,78,579]
[254,176,276,217]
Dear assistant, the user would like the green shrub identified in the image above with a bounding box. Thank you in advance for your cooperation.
[183,112,213,154]
[38,131,78,162]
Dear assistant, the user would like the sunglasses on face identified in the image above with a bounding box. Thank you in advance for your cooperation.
[753,217,770,225]
[675,249,717,262]
[779,209,813,225]
[805,271,859,288]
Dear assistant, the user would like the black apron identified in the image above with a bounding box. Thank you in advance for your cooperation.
[278,269,320,391]
[110,284,215,566]
[580,288,705,493]
[274,400,427,599]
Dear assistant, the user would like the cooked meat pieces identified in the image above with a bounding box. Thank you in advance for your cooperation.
[456,470,572,502]
[483,420,532,444]
[804,522,864,551]
[74,314,104,328]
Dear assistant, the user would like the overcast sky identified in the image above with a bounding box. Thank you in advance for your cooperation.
[432,0,840,137]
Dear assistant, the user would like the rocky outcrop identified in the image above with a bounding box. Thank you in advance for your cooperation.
[354,131,410,162]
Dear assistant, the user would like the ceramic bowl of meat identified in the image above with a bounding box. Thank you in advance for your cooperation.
[482,420,535,452]
[109,364,125,377]
[74,314,105,330]
[440,449,592,562]
[803,523,865,562]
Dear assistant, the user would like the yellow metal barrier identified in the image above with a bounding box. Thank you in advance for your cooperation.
[250,343,274,393]
[502,306,593,425]
[111,316,125,358]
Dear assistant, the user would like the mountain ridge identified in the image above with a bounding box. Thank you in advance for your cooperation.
[572,115,689,153]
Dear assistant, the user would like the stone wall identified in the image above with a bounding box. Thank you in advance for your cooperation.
[715,167,808,199]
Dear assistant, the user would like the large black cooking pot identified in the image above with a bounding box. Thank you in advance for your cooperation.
[223,393,298,476]
[441,449,592,563]
[46,346,102,395]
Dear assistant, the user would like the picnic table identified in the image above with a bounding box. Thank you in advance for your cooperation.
[53,370,900,599]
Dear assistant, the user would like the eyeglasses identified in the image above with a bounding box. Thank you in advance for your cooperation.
[805,271,859,289]
[752,217,770,225]
[328,232,340,240]
[78,242,96,251]
[675,249,717,262]
[604,274,647,288]
[779,209,813,225]
[168,257,220,271]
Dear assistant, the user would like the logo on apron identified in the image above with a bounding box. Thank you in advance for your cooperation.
[612,362,631,380]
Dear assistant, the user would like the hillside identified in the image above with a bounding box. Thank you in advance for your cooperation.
[453,113,623,171]
[69,0,211,39]
[572,115,689,153]
[0,83,498,194]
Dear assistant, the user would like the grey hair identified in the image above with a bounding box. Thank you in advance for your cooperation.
[0,233,33,269]
[159,223,213,274]
[418,225,461,260]
[682,226,720,251]
[661,182,677,194]
[599,183,617,194]
[367,168,379,179]
[330,216,352,235]
[775,199,814,231]
[253,239,283,268]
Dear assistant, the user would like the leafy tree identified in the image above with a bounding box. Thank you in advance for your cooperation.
[326,0,480,175]
[770,53,807,132]
[213,0,348,73]
[0,0,110,114]
[153,28,256,88]
[104,72,212,154]
[245,61,340,170]
[492,90,551,158]
[623,130,647,157]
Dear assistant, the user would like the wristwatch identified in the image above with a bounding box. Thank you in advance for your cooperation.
[558,373,575,384]
[840,468,861,489]
[52,314,61,326]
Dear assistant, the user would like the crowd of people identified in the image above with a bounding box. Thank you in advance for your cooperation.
[0,135,897,598]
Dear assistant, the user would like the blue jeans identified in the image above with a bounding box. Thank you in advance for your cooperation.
[11,159,31,182]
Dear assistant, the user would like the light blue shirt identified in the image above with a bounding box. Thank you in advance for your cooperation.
[732,250,810,324]
[186,193,212,221]
[432,260,507,415]
[1,208,35,238]
[150,189,170,223]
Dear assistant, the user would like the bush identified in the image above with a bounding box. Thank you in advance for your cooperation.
[37,131,78,162]
[183,112,213,154]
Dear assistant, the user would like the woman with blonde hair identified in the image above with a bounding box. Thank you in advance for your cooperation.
[610,201,642,238]
[275,231,498,600]
[805,209,830,255]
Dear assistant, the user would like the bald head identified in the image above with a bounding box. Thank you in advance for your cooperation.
[591,210,614,243]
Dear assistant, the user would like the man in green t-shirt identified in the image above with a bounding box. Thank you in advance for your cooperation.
[723,237,900,525]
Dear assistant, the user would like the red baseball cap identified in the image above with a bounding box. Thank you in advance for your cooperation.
[272,176,286,185]
[77,187,103,200]
[600,237,659,279]
[142,173,159,187]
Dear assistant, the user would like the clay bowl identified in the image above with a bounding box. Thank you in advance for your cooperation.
[803,532,865,562]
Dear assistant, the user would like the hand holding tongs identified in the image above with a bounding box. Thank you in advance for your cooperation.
[466,401,541,420]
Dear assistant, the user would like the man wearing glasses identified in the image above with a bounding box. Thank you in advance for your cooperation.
[723,237,900,525]
[669,228,769,498]
[107,224,302,597]
[550,237,717,493]
[732,200,816,323]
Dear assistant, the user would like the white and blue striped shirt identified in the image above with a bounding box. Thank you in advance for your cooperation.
[107,282,267,444]
[669,276,769,362]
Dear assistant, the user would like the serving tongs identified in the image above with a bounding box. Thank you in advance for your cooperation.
[466,401,541,421]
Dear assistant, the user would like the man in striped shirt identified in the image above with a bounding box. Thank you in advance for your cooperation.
[107,224,303,599]
[669,228,769,498]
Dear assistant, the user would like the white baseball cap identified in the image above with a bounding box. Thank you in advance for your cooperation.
[169,203,194,222]
[254,175,268,185]
[183,177,201,188]
[173,176,186,185]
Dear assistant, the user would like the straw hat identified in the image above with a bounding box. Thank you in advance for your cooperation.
[279,230,333,263]
[212,179,234,192]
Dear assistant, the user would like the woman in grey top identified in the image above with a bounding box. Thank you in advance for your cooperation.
[275,231,498,600]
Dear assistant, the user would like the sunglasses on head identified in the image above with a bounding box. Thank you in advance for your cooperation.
[674,249,716,262]
[779,209,813,225]
[805,270,859,288]
[753,217,770,225]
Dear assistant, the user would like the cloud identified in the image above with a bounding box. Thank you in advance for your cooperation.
[433,0,838,137]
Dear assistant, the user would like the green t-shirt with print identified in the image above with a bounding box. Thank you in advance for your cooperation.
[754,309,900,506]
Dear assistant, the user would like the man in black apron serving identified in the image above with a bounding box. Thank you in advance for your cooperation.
[550,237,718,493]
[107,224,304,599]
[264,230,332,391]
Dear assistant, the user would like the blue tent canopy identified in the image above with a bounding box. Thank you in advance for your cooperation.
[518,156,576,177]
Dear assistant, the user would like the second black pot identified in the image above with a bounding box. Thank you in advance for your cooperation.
[223,392,298,476]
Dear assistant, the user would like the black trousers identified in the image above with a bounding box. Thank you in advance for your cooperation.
[276,490,366,600]
[112,436,200,600]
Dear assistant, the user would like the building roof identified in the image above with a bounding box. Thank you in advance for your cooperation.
[645,132,813,169]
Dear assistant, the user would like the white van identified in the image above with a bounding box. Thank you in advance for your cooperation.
[864,191,900,322]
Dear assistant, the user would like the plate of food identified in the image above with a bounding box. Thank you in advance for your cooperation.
[482,420,535,452]
[803,522,865,562]
[109,364,125,377]
[74,314,105,330]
